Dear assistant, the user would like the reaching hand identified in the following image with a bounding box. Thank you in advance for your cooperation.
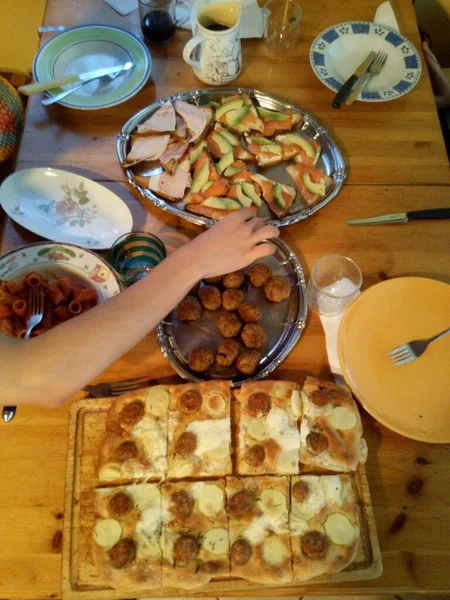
[422,41,450,111]
[185,209,280,279]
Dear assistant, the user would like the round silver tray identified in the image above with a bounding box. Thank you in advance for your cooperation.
[117,87,346,228]
[156,238,307,387]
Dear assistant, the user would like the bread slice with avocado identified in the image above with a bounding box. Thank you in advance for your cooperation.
[257,106,303,137]
[251,173,296,218]
[276,133,321,167]
[286,164,332,207]
[216,93,264,134]
[245,135,285,167]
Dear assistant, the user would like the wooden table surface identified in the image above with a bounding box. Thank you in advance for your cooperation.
[1,0,450,598]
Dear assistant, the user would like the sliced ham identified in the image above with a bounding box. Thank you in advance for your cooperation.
[174,114,188,139]
[147,168,192,201]
[159,140,189,174]
[137,101,176,134]
[174,101,213,144]
[122,134,170,167]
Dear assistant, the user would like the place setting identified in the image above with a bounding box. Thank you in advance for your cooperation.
[1,0,450,598]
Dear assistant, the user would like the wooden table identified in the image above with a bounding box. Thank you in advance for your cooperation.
[1,0,450,598]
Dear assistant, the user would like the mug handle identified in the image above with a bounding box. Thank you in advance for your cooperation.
[183,35,204,69]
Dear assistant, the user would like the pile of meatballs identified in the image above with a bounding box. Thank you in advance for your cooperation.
[176,262,291,376]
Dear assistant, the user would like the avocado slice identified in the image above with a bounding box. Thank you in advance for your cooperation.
[215,98,244,120]
[191,162,210,193]
[302,173,325,196]
[273,183,286,208]
[226,105,251,128]
[261,143,282,155]
[248,136,272,145]
[218,129,240,147]
[201,181,214,192]
[217,150,234,175]
[203,197,241,210]
[209,100,220,108]
[236,184,253,208]
[189,141,208,165]
[242,182,262,207]
[257,106,289,121]
[211,132,233,156]
[224,165,241,177]
[283,134,316,160]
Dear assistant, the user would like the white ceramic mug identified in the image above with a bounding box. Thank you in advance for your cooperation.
[183,1,242,85]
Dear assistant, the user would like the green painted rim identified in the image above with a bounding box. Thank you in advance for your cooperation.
[33,25,151,110]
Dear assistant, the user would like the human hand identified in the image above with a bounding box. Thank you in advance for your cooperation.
[422,41,450,110]
[185,209,280,279]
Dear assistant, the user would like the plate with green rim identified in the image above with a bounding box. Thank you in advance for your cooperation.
[33,25,151,110]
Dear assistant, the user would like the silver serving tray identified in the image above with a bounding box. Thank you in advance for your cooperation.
[156,238,307,387]
[117,87,346,228]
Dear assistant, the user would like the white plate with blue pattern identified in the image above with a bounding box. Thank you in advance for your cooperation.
[310,21,421,102]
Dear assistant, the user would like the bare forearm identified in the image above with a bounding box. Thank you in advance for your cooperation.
[1,245,201,407]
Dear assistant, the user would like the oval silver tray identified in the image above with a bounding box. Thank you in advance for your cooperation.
[117,87,346,228]
[156,238,307,387]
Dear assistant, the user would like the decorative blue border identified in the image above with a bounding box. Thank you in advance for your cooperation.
[310,21,422,103]
[32,24,151,111]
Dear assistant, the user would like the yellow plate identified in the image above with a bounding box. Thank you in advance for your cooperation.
[338,277,450,443]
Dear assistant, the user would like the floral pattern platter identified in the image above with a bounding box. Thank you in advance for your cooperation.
[0,242,121,303]
[0,168,133,249]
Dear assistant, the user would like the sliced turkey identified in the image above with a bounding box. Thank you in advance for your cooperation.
[159,140,190,174]
[122,134,171,167]
[148,168,192,201]
[174,101,213,144]
[137,101,176,134]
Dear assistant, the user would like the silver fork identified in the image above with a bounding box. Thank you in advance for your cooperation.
[84,376,153,398]
[41,56,129,106]
[2,286,45,423]
[388,327,450,366]
[346,51,388,106]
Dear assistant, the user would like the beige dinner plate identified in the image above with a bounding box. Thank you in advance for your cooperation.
[338,277,450,443]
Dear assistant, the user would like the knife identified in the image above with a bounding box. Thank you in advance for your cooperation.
[346,208,450,226]
[332,51,376,109]
[18,62,134,96]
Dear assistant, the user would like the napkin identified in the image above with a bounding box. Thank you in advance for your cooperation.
[374,1,400,32]
[316,279,361,383]
[103,0,138,16]
[181,0,264,38]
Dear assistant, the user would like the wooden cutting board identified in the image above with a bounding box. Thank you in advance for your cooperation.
[62,397,382,599]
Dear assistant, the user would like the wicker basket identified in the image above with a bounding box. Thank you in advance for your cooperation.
[0,75,23,163]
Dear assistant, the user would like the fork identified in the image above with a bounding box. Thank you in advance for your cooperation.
[83,376,153,398]
[2,286,45,423]
[388,327,450,366]
[41,56,129,106]
[345,51,388,106]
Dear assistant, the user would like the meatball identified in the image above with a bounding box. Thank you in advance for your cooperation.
[264,275,291,303]
[222,270,245,289]
[204,275,222,284]
[217,313,243,338]
[216,339,240,367]
[248,263,271,287]
[241,324,267,349]
[236,350,261,375]
[189,347,215,372]
[177,295,202,321]
[222,288,245,311]
[198,285,221,310]
[238,302,262,323]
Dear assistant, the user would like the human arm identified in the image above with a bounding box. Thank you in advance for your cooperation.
[423,41,450,111]
[0,210,278,407]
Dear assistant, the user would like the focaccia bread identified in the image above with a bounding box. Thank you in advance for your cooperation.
[97,385,171,482]
[92,483,162,590]
[235,380,300,475]
[161,479,229,589]
[290,474,360,581]
[167,380,232,478]
[299,377,365,472]
[226,475,293,584]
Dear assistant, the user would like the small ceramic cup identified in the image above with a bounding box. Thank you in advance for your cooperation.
[183,1,242,85]
[109,231,166,286]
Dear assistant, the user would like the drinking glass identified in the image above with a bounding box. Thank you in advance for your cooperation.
[262,0,302,56]
[139,0,188,44]
[109,231,166,286]
[306,255,362,317]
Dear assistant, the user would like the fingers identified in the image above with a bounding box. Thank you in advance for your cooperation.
[250,224,280,245]
[249,242,277,262]
[234,208,257,222]
[245,216,266,233]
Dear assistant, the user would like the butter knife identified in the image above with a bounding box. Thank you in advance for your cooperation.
[332,51,376,109]
[346,208,450,226]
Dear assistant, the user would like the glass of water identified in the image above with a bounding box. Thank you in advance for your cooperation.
[306,255,362,317]
[262,0,302,56]
[109,231,166,286]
